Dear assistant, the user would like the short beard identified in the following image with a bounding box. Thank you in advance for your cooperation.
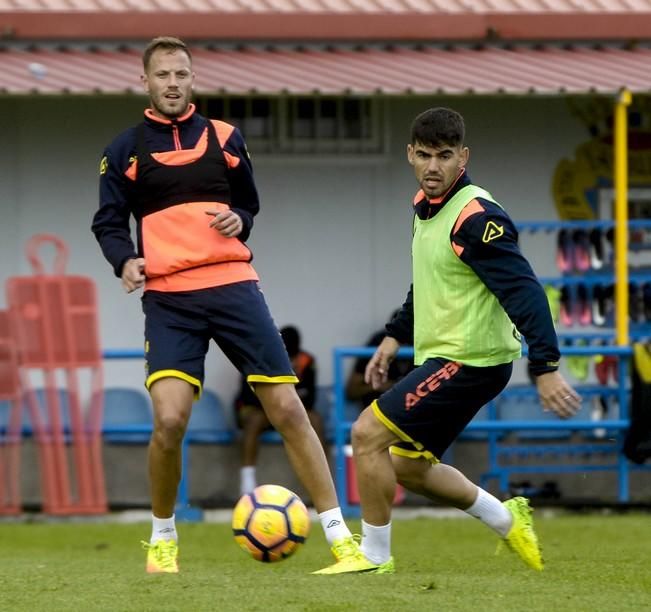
[151,97,189,119]
[422,186,444,199]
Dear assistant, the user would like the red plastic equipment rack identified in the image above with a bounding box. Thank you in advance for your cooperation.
[6,234,107,515]
[0,310,22,514]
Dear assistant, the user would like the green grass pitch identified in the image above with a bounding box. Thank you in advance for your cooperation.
[0,513,649,611]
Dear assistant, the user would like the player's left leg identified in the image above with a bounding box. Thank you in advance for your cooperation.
[209,281,355,562]
[313,404,399,575]
[255,383,353,544]
[255,383,333,508]
[306,409,327,453]
[393,455,542,570]
[393,455,477,506]
[393,455,512,535]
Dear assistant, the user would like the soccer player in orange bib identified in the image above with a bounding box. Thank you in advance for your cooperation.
[92,36,354,574]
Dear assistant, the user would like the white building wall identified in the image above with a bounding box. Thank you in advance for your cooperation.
[0,95,588,413]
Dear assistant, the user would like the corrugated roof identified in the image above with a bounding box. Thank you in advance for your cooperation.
[2,0,651,13]
[3,44,651,96]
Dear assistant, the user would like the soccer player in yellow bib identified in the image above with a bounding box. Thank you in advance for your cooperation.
[315,107,581,575]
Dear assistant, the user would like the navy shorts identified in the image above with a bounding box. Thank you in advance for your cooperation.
[141,281,296,395]
[374,358,512,462]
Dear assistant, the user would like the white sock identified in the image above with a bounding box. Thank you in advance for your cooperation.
[464,487,512,537]
[240,466,257,496]
[318,507,352,545]
[150,513,177,544]
[360,520,392,565]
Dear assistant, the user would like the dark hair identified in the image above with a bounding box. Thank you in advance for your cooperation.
[280,326,301,357]
[142,36,192,72]
[410,107,465,148]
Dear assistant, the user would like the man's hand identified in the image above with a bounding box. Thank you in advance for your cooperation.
[365,336,400,391]
[205,209,242,238]
[121,258,146,293]
[535,370,582,419]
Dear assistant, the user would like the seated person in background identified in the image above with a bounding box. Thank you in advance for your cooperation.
[235,325,325,496]
[346,311,414,410]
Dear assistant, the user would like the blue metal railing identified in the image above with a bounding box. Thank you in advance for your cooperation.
[514,219,651,232]
[104,343,643,517]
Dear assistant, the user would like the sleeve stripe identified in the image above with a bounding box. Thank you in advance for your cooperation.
[452,198,485,235]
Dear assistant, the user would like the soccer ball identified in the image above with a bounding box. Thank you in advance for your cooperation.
[232,484,310,562]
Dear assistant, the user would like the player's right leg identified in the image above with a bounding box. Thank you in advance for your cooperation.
[143,377,194,574]
[141,290,210,574]
[313,404,400,575]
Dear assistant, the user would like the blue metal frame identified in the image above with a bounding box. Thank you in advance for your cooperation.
[104,341,647,517]
[514,219,651,232]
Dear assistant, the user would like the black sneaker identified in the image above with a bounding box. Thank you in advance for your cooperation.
[556,229,573,273]
[643,283,651,323]
[572,229,591,272]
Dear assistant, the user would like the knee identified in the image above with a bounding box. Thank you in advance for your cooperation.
[263,392,307,433]
[350,416,373,453]
[149,379,193,449]
[153,412,187,449]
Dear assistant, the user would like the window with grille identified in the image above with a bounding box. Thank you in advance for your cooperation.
[198,96,384,155]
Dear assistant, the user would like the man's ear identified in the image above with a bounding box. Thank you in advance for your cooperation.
[407,144,415,166]
[459,146,470,170]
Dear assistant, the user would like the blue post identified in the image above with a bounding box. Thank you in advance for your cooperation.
[617,354,630,503]
[175,437,203,521]
[332,348,355,517]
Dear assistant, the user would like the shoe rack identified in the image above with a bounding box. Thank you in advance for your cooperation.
[473,220,651,502]
[516,219,651,341]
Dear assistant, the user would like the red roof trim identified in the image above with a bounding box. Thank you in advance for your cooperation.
[3,44,651,96]
[2,12,651,42]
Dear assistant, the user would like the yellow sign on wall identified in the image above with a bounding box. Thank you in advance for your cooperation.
[552,97,651,220]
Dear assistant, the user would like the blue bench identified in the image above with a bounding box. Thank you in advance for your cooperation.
[101,387,152,444]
